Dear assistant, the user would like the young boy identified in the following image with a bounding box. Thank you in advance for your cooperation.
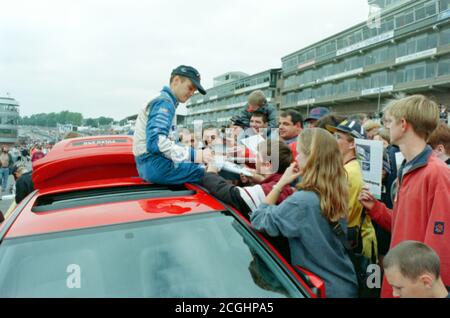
[133,65,212,185]
[384,241,449,298]
[427,123,450,167]
[235,90,277,129]
[359,95,450,298]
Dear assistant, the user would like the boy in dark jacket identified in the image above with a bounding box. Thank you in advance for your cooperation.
[235,90,277,129]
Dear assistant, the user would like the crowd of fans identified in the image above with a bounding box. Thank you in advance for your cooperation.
[3,68,450,298]
[158,88,450,298]
[130,63,449,298]
[0,143,50,202]
[0,131,84,204]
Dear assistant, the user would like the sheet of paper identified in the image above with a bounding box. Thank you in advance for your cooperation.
[355,139,384,200]
[240,134,265,154]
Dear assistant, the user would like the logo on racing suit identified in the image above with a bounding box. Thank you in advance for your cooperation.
[434,222,445,235]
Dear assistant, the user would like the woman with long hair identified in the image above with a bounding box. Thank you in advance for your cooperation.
[250,128,358,298]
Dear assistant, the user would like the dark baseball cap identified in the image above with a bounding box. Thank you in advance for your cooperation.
[171,65,206,95]
[11,164,25,176]
[327,119,367,139]
[305,107,330,122]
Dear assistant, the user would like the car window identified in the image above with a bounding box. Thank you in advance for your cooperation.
[0,212,305,298]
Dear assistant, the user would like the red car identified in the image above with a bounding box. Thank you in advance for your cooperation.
[0,135,325,298]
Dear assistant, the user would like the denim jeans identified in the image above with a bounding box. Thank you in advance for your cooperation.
[135,155,205,185]
[0,167,9,191]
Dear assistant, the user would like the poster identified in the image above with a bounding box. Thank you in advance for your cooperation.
[355,139,384,200]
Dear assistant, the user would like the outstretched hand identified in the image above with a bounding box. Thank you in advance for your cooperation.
[202,148,214,163]
[195,148,214,164]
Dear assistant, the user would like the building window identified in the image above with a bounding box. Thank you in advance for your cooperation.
[395,13,406,28]
[441,0,450,11]
[396,68,406,84]
[316,44,326,58]
[427,32,438,48]
[415,63,426,80]
[406,38,416,55]
[306,49,315,61]
[398,61,431,82]
[336,37,345,49]
[380,17,395,34]
[440,26,450,45]
[426,61,437,78]
[326,41,336,54]
[438,56,450,76]
[404,8,415,25]
[283,56,298,71]
[416,34,428,51]
[425,1,438,16]
[415,4,427,20]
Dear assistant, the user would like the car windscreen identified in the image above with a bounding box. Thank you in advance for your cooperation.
[0,212,304,298]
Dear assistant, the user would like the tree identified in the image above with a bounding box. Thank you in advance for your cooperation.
[19,111,84,127]
[84,118,98,128]
[98,116,114,126]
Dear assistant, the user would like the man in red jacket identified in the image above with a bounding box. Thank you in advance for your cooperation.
[359,95,450,298]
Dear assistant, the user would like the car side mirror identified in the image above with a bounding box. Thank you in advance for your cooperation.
[0,211,4,223]
[294,265,326,298]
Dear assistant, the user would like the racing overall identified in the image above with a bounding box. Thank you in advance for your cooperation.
[133,87,205,184]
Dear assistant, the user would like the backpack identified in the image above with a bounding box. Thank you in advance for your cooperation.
[330,220,380,298]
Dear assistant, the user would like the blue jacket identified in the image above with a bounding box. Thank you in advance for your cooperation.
[133,86,195,162]
[250,191,359,298]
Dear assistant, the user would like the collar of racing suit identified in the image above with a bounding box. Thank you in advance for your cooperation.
[161,86,179,108]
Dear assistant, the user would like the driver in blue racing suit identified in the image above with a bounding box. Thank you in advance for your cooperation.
[133,65,212,185]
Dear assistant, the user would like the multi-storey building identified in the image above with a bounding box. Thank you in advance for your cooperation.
[281,0,450,116]
[0,97,20,145]
[185,69,281,127]
[213,72,249,87]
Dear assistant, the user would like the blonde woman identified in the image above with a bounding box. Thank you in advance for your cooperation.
[250,128,358,298]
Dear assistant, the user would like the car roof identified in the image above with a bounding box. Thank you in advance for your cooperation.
[3,135,225,239]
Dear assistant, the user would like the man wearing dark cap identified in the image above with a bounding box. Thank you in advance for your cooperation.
[327,120,378,264]
[304,107,330,128]
[11,165,34,204]
[133,65,213,185]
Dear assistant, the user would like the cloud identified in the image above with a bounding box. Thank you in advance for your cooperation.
[0,0,370,120]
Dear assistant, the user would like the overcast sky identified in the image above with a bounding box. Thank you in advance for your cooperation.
[0,0,372,121]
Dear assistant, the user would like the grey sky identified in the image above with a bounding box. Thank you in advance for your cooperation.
[0,0,371,121]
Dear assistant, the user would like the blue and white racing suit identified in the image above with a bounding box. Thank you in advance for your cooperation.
[133,86,205,184]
